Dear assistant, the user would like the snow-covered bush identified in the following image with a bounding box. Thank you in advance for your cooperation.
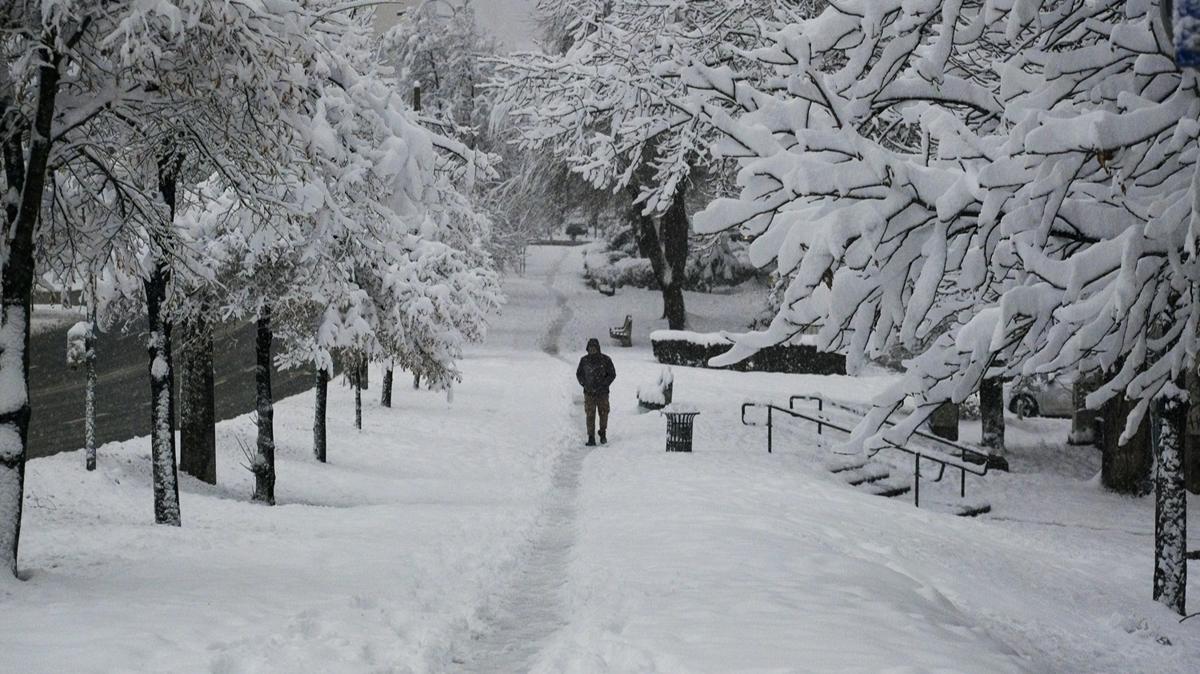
[685,234,758,292]
[65,322,93,369]
[959,393,982,422]
[637,367,675,412]
[583,232,757,292]
[611,258,656,288]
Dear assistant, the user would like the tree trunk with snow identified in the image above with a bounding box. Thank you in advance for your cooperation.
[381,367,393,408]
[1153,387,1188,616]
[179,313,216,484]
[413,372,421,390]
[145,147,183,527]
[144,262,181,526]
[314,366,328,463]
[358,360,368,390]
[1070,372,1101,446]
[252,309,275,504]
[930,402,959,442]
[354,361,363,430]
[979,376,1008,470]
[980,376,1004,447]
[1185,367,1200,495]
[84,319,97,471]
[632,180,689,330]
[0,40,68,576]
[1101,394,1153,495]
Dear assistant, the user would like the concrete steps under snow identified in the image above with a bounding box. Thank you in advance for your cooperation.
[827,458,990,517]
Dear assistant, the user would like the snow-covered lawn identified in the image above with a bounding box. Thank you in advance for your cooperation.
[4,245,1198,673]
[31,304,85,336]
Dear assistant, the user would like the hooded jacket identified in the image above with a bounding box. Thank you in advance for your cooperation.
[576,338,616,395]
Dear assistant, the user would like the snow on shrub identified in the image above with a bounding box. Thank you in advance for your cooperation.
[582,234,757,292]
[65,322,93,369]
[637,367,674,411]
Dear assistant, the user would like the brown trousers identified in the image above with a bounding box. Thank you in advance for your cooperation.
[584,393,610,438]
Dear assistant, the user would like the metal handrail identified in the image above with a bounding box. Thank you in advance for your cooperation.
[741,400,987,508]
[788,395,994,467]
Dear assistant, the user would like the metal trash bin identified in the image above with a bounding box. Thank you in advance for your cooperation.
[664,411,700,452]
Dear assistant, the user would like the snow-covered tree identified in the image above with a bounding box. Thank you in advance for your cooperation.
[0,0,199,572]
[690,0,1192,613]
[170,12,500,479]
[383,0,496,137]
[493,0,779,329]
[1,0,501,573]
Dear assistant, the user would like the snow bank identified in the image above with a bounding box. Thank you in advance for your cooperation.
[649,329,733,347]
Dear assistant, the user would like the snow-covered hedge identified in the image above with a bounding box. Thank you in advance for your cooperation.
[582,233,758,292]
[650,331,844,375]
[583,250,655,289]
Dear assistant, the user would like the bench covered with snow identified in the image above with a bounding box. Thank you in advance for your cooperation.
[610,315,633,347]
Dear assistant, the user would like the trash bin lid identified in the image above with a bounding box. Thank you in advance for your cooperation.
[660,403,699,416]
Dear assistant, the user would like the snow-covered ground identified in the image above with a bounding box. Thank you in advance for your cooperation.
[31,304,85,336]
[3,245,1198,672]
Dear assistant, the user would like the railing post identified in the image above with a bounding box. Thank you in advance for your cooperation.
[914,455,921,508]
[818,398,823,435]
[960,467,966,498]
[768,407,773,453]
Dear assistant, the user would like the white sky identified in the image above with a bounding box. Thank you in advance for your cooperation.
[377,0,540,52]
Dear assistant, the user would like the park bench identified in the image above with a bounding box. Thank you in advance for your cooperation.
[609,315,633,347]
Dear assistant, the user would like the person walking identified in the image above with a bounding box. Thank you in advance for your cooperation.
[576,337,616,446]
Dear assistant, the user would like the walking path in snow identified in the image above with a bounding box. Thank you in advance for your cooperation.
[535,248,575,362]
[452,245,590,671]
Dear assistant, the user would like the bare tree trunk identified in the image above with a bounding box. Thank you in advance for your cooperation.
[252,308,275,504]
[1070,371,1101,446]
[144,262,180,525]
[84,318,97,471]
[314,366,328,463]
[930,402,959,441]
[632,180,689,330]
[0,38,68,576]
[354,362,363,431]
[980,376,1009,470]
[381,368,393,408]
[358,359,369,390]
[1101,394,1153,495]
[1186,366,1200,495]
[1153,387,1188,616]
[179,313,216,484]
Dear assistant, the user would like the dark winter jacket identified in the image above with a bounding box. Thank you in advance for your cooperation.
[577,339,616,395]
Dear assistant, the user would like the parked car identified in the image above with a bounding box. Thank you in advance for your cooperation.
[1005,373,1074,418]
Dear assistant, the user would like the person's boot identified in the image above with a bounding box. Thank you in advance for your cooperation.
[586,435,596,447]
[599,432,607,445]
